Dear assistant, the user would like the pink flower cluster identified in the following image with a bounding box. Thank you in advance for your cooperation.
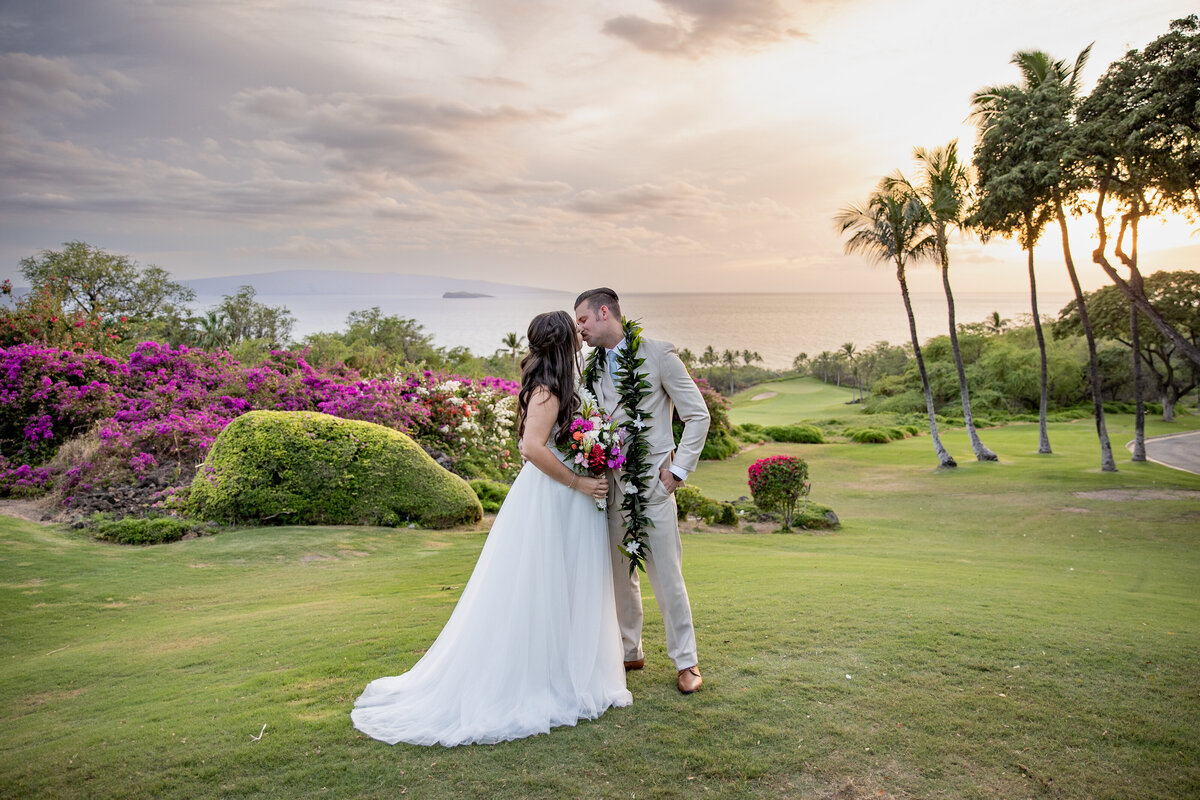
[0,341,522,505]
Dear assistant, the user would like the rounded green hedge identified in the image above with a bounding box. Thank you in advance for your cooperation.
[848,427,891,444]
[763,424,825,444]
[184,410,483,529]
[469,478,510,513]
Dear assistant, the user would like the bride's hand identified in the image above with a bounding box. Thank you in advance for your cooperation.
[583,475,608,499]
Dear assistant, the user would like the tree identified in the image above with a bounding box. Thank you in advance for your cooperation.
[700,345,715,381]
[740,349,763,368]
[18,241,196,325]
[195,311,232,351]
[1057,271,1200,422]
[678,347,695,368]
[215,286,294,348]
[0,277,130,353]
[888,141,997,461]
[840,342,861,402]
[813,351,834,384]
[721,349,737,395]
[501,331,525,366]
[1078,16,1200,370]
[792,352,808,374]
[972,72,1086,455]
[835,181,956,467]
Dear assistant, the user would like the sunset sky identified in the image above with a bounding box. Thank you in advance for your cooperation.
[1,0,1195,296]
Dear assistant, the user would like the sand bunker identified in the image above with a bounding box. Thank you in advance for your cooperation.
[750,392,777,401]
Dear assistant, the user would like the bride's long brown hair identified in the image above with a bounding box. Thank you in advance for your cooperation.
[516,310,580,448]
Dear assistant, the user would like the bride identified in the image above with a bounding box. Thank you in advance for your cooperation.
[351,310,632,746]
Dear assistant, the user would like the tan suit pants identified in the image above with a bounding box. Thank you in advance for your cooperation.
[607,459,698,671]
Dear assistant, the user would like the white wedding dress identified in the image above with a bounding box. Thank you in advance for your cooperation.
[351,438,632,746]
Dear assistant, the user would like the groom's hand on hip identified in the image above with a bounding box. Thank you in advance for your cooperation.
[658,467,682,494]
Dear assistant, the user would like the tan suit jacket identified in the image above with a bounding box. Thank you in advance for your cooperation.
[590,335,709,670]
[592,336,710,478]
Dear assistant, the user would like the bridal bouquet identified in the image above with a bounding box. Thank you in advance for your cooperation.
[563,389,626,510]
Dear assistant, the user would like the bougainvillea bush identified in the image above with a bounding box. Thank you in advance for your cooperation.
[0,341,520,516]
[747,454,810,531]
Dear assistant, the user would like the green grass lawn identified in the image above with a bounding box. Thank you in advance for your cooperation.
[2,410,1198,799]
[730,376,863,426]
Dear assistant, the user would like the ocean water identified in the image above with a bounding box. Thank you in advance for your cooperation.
[194,290,1074,370]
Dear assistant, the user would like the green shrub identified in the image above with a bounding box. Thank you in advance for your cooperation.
[700,428,740,460]
[886,427,907,440]
[90,514,215,545]
[675,485,704,521]
[904,425,922,436]
[763,424,825,444]
[849,428,890,444]
[675,484,738,526]
[469,478,509,513]
[733,424,767,444]
[184,410,482,529]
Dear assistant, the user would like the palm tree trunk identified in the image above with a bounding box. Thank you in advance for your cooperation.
[1024,216,1051,454]
[1057,192,1116,471]
[899,271,955,468]
[1131,303,1146,461]
[938,231,997,462]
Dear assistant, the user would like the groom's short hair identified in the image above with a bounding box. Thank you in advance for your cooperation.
[575,288,621,318]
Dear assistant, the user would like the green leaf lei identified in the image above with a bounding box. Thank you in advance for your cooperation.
[584,317,653,575]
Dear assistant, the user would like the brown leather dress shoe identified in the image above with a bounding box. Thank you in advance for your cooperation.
[677,665,702,694]
[624,658,644,671]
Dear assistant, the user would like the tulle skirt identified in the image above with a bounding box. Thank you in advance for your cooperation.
[351,460,632,746]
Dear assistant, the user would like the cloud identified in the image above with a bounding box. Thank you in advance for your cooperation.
[564,181,791,224]
[0,52,136,120]
[227,87,561,178]
[567,182,719,217]
[465,177,573,195]
[469,75,530,90]
[248,235,372,259]
[603,0,809,57]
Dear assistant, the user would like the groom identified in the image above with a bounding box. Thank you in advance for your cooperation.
[574,288,710,694]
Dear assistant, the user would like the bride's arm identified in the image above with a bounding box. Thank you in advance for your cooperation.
[519,386,609,500]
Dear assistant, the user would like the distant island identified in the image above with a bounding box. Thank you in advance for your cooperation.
[443,291,493,299]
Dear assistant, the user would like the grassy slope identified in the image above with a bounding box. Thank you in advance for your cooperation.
[729,377,864,426]
[2,384,1198,799]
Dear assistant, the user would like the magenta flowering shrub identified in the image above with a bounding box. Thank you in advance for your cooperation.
[0,455,55,497]
[0,341,522,509]
[0,344,125,462]
[747,455,810,531]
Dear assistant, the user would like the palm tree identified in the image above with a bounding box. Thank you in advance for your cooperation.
[195,311,231,351]
[971,46,1096,460]
[889,141,996,461]
[994,46,1115,470]
[501,331,525,365]
[840,342,861,402]
[906,145,996,458]
[792,352,808,374]
[836,182,956,467]
[970,46,1092,128]
[700,345,717,381]
[721,349,737,395]
[814,351,834,383]
[985,311,1010,334]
